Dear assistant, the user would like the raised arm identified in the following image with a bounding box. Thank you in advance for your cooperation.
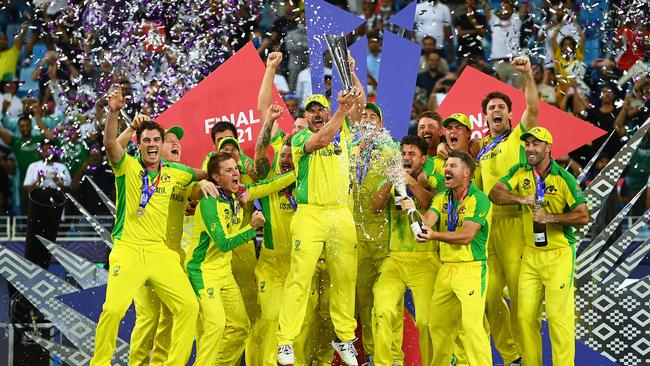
[102,88,126,165]
[304,90,360,153]
[347,53,367,125]
[31,101,54,140]
[513,55,539,130]
[255,104,283,179]
[371,180,393,214]
[257,52,283,122]
[116,114,149,148]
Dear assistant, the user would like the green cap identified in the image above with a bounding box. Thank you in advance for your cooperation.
[164,125,184,140]
[218,137,241,151]
[304,94,330,110]
[520,126,553,144]
[365,102,383,121]
[442,113,472,130]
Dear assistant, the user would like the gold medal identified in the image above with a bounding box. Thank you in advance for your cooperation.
[137,207,145,217]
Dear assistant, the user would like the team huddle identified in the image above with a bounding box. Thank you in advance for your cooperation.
[89,52,590,366]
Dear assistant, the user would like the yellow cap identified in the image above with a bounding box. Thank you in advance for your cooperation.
[442,113,472,130]
[304,94,330,110]
[218,137,241,150]
[520,127,553,144]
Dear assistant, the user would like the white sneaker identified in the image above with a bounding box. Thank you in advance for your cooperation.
[277,344,295,365]
[331,338,359,366]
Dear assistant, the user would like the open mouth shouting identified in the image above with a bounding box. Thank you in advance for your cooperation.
[312,118,324,130]
[146,147,158,160]
[491,113,504,127]
[444,170,454,186]
[448,135,459,148]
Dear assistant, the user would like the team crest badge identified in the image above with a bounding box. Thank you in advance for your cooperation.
[207,288,214,298]
[112,265,121,276]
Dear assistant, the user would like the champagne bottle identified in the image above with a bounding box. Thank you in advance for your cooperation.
[533,203,548,247]
[395,180,407,210]
[408,208,424,237]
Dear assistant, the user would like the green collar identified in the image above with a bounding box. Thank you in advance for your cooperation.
[523,159,560,175]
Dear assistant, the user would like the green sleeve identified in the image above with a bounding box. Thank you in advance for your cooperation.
[200,197,256,252]
[560,169,587,209]
[270,130,286,153]
[246,172,296,200]
[168,162,197,183]
[465,194,491,226]
[111,151,130,175]
[499,163,524,192]
[428,192,445,216]
[291,129,310,154]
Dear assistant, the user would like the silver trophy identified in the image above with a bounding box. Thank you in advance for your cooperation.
[325,34,354,93]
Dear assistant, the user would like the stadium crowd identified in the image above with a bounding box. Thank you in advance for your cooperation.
[0,0,649,365]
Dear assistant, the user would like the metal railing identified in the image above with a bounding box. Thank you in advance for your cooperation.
[2,215,114,241]
[0,215,648,241]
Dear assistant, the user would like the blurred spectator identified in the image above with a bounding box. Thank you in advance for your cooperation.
[570,83,624,167]
[418,36,449,74]
[454,0,488,65]
[295,65,332,106]
[0,22,28,80]
[613,20,650,72]
[536,0,580,69]
[0,115,47,212]
[284,9,308,92]
[482,0,522,87]
[416,52,446,96]
[23,140,71,192]
[70,144,115,215]
[0,78,23,118]
[555,154,582,178]
[551,23,586,106]
[367,37,381,82]
[532,63,556,105]
[283,94,301,119]
[614,77,650,134]
[414,0,453,62]
[0,138,16,213]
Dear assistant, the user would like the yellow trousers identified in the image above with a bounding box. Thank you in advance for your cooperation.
[429,262,491,366]
[372,252,439,366]
[485,215,524,363]
[90,241,198,366]
[357,239,404,364]
[518,245,575,366]
[233,240,261,365]
[277,204,358,345]
[254,248,317,366]
[195,271,250,366]
[312,256,338,365]
[129,248,185,365]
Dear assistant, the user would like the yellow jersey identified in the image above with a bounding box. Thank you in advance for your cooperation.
[291,121,351,207]
[111,153,196,245]
[499,160,586,250]
[476,123,527,216]
[186,173,295,295]
[429,183,492,263]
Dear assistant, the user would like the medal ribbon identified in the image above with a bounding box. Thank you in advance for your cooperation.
[532,161,553,205]
[285,189,298,211]
[476,129,511,161]
[447,185,469,232]
[356,147,373,187]
[219,189,240,218]
[139,160,163,213]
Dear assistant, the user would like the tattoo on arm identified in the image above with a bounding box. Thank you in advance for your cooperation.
[255,122,274,178]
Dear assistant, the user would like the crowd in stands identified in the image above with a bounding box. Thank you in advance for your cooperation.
[0,0,649,218]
